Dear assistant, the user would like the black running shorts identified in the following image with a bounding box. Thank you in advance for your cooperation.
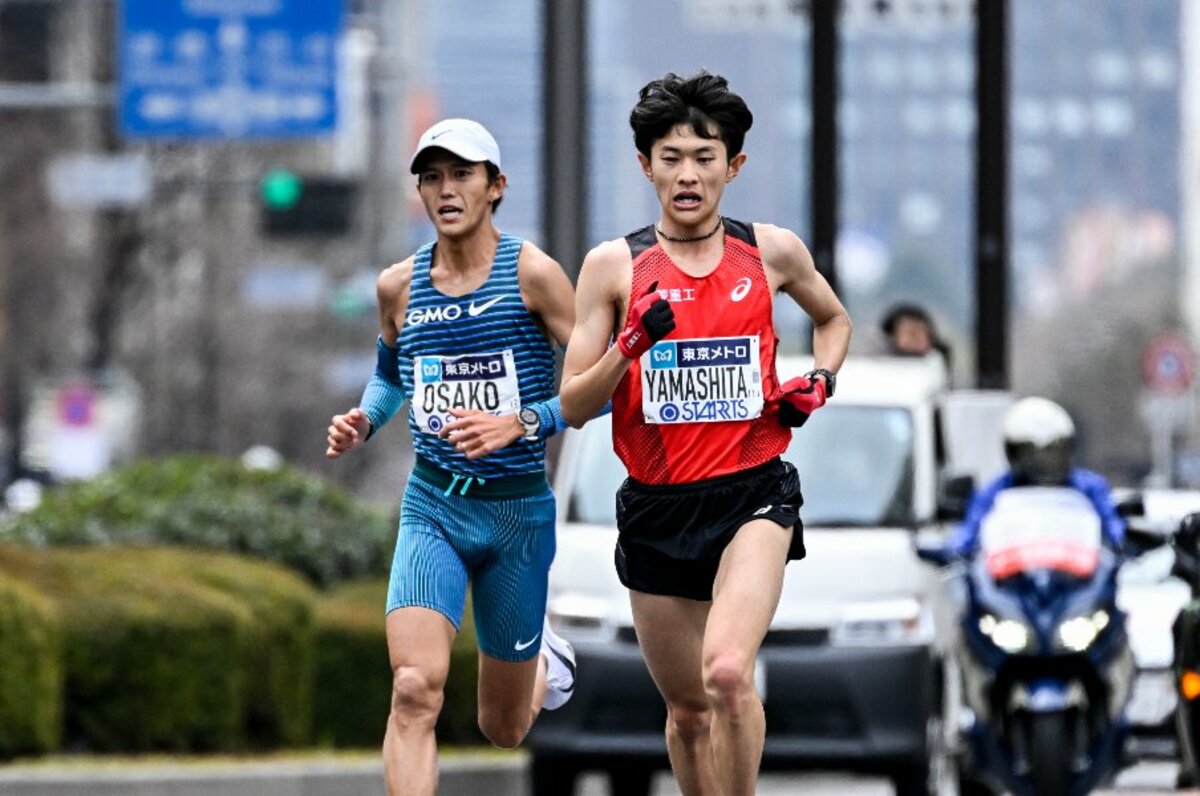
[614,457,805,602]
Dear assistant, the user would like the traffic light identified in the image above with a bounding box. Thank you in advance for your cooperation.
[260,169,358,236]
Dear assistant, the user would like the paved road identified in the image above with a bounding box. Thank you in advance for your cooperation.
[576,761,1184,795]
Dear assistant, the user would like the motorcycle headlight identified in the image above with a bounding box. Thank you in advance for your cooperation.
[1056,610,1110,653]
[978,613,1033,653]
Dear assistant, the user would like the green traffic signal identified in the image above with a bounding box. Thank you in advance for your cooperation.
[260,168,302,210]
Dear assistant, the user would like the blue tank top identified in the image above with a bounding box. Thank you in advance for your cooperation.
[397,234,557,478]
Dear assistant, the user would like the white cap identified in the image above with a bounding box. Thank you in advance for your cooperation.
[409,118,502,173]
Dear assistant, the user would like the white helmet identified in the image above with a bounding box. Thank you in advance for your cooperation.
[1002,397,1075,486]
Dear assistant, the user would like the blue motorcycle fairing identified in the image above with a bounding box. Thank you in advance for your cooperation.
[955,546,1132,796]
[965,551,1125,658]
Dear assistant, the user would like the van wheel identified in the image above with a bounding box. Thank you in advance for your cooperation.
[530,756,579,796]
[607,763,654,796]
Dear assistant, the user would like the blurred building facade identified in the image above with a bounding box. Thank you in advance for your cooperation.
[579,0,1184,481]
[0,0,1188,491]
[0,0,420,499]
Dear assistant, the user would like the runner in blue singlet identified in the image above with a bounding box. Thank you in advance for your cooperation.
[324,119,579,796]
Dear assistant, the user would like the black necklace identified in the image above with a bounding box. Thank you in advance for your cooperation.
[655,217,723,243]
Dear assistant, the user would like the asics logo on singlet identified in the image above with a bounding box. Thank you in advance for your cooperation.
[731,277,753,302]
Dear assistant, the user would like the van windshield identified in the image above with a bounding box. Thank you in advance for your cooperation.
[567,406,915,527]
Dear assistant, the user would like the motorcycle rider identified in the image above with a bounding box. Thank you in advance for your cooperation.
[945,397,1125,558]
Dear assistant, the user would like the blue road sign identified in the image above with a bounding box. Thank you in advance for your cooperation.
[119,0,343,139]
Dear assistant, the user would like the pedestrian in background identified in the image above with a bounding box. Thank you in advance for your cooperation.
[881,302,954,374]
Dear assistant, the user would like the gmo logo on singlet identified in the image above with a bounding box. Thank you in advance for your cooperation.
[649,342,677,369]
[406,305,462,326]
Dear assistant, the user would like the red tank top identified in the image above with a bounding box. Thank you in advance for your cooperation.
[612,218,792,485]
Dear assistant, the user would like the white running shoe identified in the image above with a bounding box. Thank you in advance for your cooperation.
[540,616,576,711]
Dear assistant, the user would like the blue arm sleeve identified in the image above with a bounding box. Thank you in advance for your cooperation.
[946,473,1013,558]
[522,344,613,441]
[1071,469,1126,548]
[525,396,613,441]
[360,336,408,439]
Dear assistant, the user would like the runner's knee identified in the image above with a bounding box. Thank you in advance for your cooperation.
[389,665,444,727]
[702,651,755,707]
[666,701,712,743]
[477,709,531,750]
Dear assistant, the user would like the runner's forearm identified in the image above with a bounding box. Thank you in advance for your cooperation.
[360,336,408,438]
[811,313,852,373]
[561,346,631,428]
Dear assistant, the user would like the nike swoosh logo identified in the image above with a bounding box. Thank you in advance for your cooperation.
[431,130,451,139]
[468,295,506,317]
[514,632,541,651]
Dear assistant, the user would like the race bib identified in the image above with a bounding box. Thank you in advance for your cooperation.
[640,336,763,424]
[412,350,521,434]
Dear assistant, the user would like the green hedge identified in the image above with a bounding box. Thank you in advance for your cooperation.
[0,545,250,752]
[313,579,482,748]
[0,545,320,753]
[135,549,317,748]
[0,575,61,758]
[0,455,394,586]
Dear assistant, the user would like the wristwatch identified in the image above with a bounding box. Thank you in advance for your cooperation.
[805,368,837,398]
[518,407,541,441]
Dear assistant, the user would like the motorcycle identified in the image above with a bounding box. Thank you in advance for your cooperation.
[919,486,1143,796]
[1169,510,1200,788]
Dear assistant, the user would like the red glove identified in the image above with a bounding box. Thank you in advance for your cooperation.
[775,375,827,427]
[617,281,676,359]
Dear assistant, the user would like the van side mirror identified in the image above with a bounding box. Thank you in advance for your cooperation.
[937,473,975,521]
[913,529,955,567]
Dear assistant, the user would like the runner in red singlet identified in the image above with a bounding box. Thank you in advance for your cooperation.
[561,71,852,796]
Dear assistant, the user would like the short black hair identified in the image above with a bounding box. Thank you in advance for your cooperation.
[629,71,754,160]
[881,303,934,336]
[411,152,503,213]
